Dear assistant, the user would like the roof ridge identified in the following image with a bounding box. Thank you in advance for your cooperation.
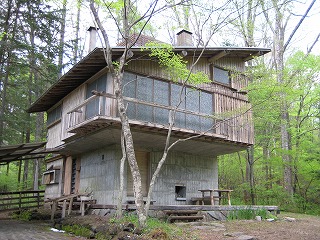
[117,33,162,47]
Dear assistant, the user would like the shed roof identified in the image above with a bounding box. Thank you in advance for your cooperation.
[27,46,270,113]
[0,142,48,164]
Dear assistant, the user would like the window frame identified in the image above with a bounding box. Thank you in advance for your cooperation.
[47,104,62,127]
[211,65,231,86]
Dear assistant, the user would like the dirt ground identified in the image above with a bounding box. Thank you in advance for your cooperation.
[1,210,319,239]
[187,212,320,240]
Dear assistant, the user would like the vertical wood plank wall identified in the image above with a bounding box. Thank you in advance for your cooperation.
[61,85,86,141]
[46,123,63,148]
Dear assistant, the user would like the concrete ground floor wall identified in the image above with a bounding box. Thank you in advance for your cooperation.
[44,158,63,199]
[43,145,218,205]
[78,146,218,205]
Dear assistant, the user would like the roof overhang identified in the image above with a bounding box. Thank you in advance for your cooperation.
[27,46,270,113]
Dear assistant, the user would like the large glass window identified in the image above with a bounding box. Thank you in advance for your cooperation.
[47,104,62,126]
[85,75,107,119]
[171,84,186,129]
[122,72,214,132]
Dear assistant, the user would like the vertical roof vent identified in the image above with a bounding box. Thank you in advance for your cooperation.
[176,29,193,46]
[87,26,98,52]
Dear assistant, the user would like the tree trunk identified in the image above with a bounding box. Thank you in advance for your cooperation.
[246,146,255,205]
[0,1,11,144]
[114,73,146,226]
[274,10,294,196]
[73,0,81,64]
[116,132,126,218]
[58,0,67,77]
[33,112,44,190]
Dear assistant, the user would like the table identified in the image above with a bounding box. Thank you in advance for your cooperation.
[198,189,215,205]
[197,189,233,206]
[214,189,233,206]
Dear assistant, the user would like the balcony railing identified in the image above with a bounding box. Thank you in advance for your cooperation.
[67,92,217,135]
[65,91,253,144]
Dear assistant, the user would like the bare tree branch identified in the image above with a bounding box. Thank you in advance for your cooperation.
[307,33,320,55]
[283,0,317,51]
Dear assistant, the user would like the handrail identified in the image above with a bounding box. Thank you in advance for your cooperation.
[67,91,219,120]
[67,95,98,114]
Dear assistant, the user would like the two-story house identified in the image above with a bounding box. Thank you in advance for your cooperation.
[28,30,270,206]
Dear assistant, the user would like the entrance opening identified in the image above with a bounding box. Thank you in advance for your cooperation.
[175,185,186,201]
[71,158,77,194]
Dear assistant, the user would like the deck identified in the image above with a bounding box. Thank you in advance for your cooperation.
[90,204,279,212]
[90,204,279,221]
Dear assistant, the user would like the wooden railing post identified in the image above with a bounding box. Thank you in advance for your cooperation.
[18,191,22,211]
[99,96,103,115]
[37,191,40,208]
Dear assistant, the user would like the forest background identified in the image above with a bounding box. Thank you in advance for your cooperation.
[1,0,320,215]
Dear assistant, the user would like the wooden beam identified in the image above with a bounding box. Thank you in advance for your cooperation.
[208,50,230,62]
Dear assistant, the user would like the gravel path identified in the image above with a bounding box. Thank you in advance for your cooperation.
[0,219,84,240]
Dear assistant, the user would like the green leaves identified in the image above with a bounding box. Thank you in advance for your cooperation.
[143,42,210,85]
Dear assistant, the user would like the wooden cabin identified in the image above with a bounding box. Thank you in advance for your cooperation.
[28,30,270,206]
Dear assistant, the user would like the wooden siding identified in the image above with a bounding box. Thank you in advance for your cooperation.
[128,58,253,144]
[46,122,63,148]
[214,94,253,144]
[127,57,246,91]
[61,85,86,141]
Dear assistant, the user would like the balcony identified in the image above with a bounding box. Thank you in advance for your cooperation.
[62,91,252,156]
[67,91,221,135]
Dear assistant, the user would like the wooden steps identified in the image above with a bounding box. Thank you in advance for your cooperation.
[164,210,204,223]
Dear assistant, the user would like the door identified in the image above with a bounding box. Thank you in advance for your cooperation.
[127,151,149,197]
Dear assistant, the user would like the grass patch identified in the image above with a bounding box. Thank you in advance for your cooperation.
[62,224,93,238]
[109,213,194,239]
[227,208,273,220]
[12,210,32,221]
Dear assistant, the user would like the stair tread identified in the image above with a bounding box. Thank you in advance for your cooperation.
[168,215,204,223]
[164,210,199,215]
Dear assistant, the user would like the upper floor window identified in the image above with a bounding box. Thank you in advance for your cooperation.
[47,104,62,126]
[212,66,230,85]
[123,72,214,133]
[85,75,107,119]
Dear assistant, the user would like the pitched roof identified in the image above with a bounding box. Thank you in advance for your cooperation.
[117,33,162,47]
